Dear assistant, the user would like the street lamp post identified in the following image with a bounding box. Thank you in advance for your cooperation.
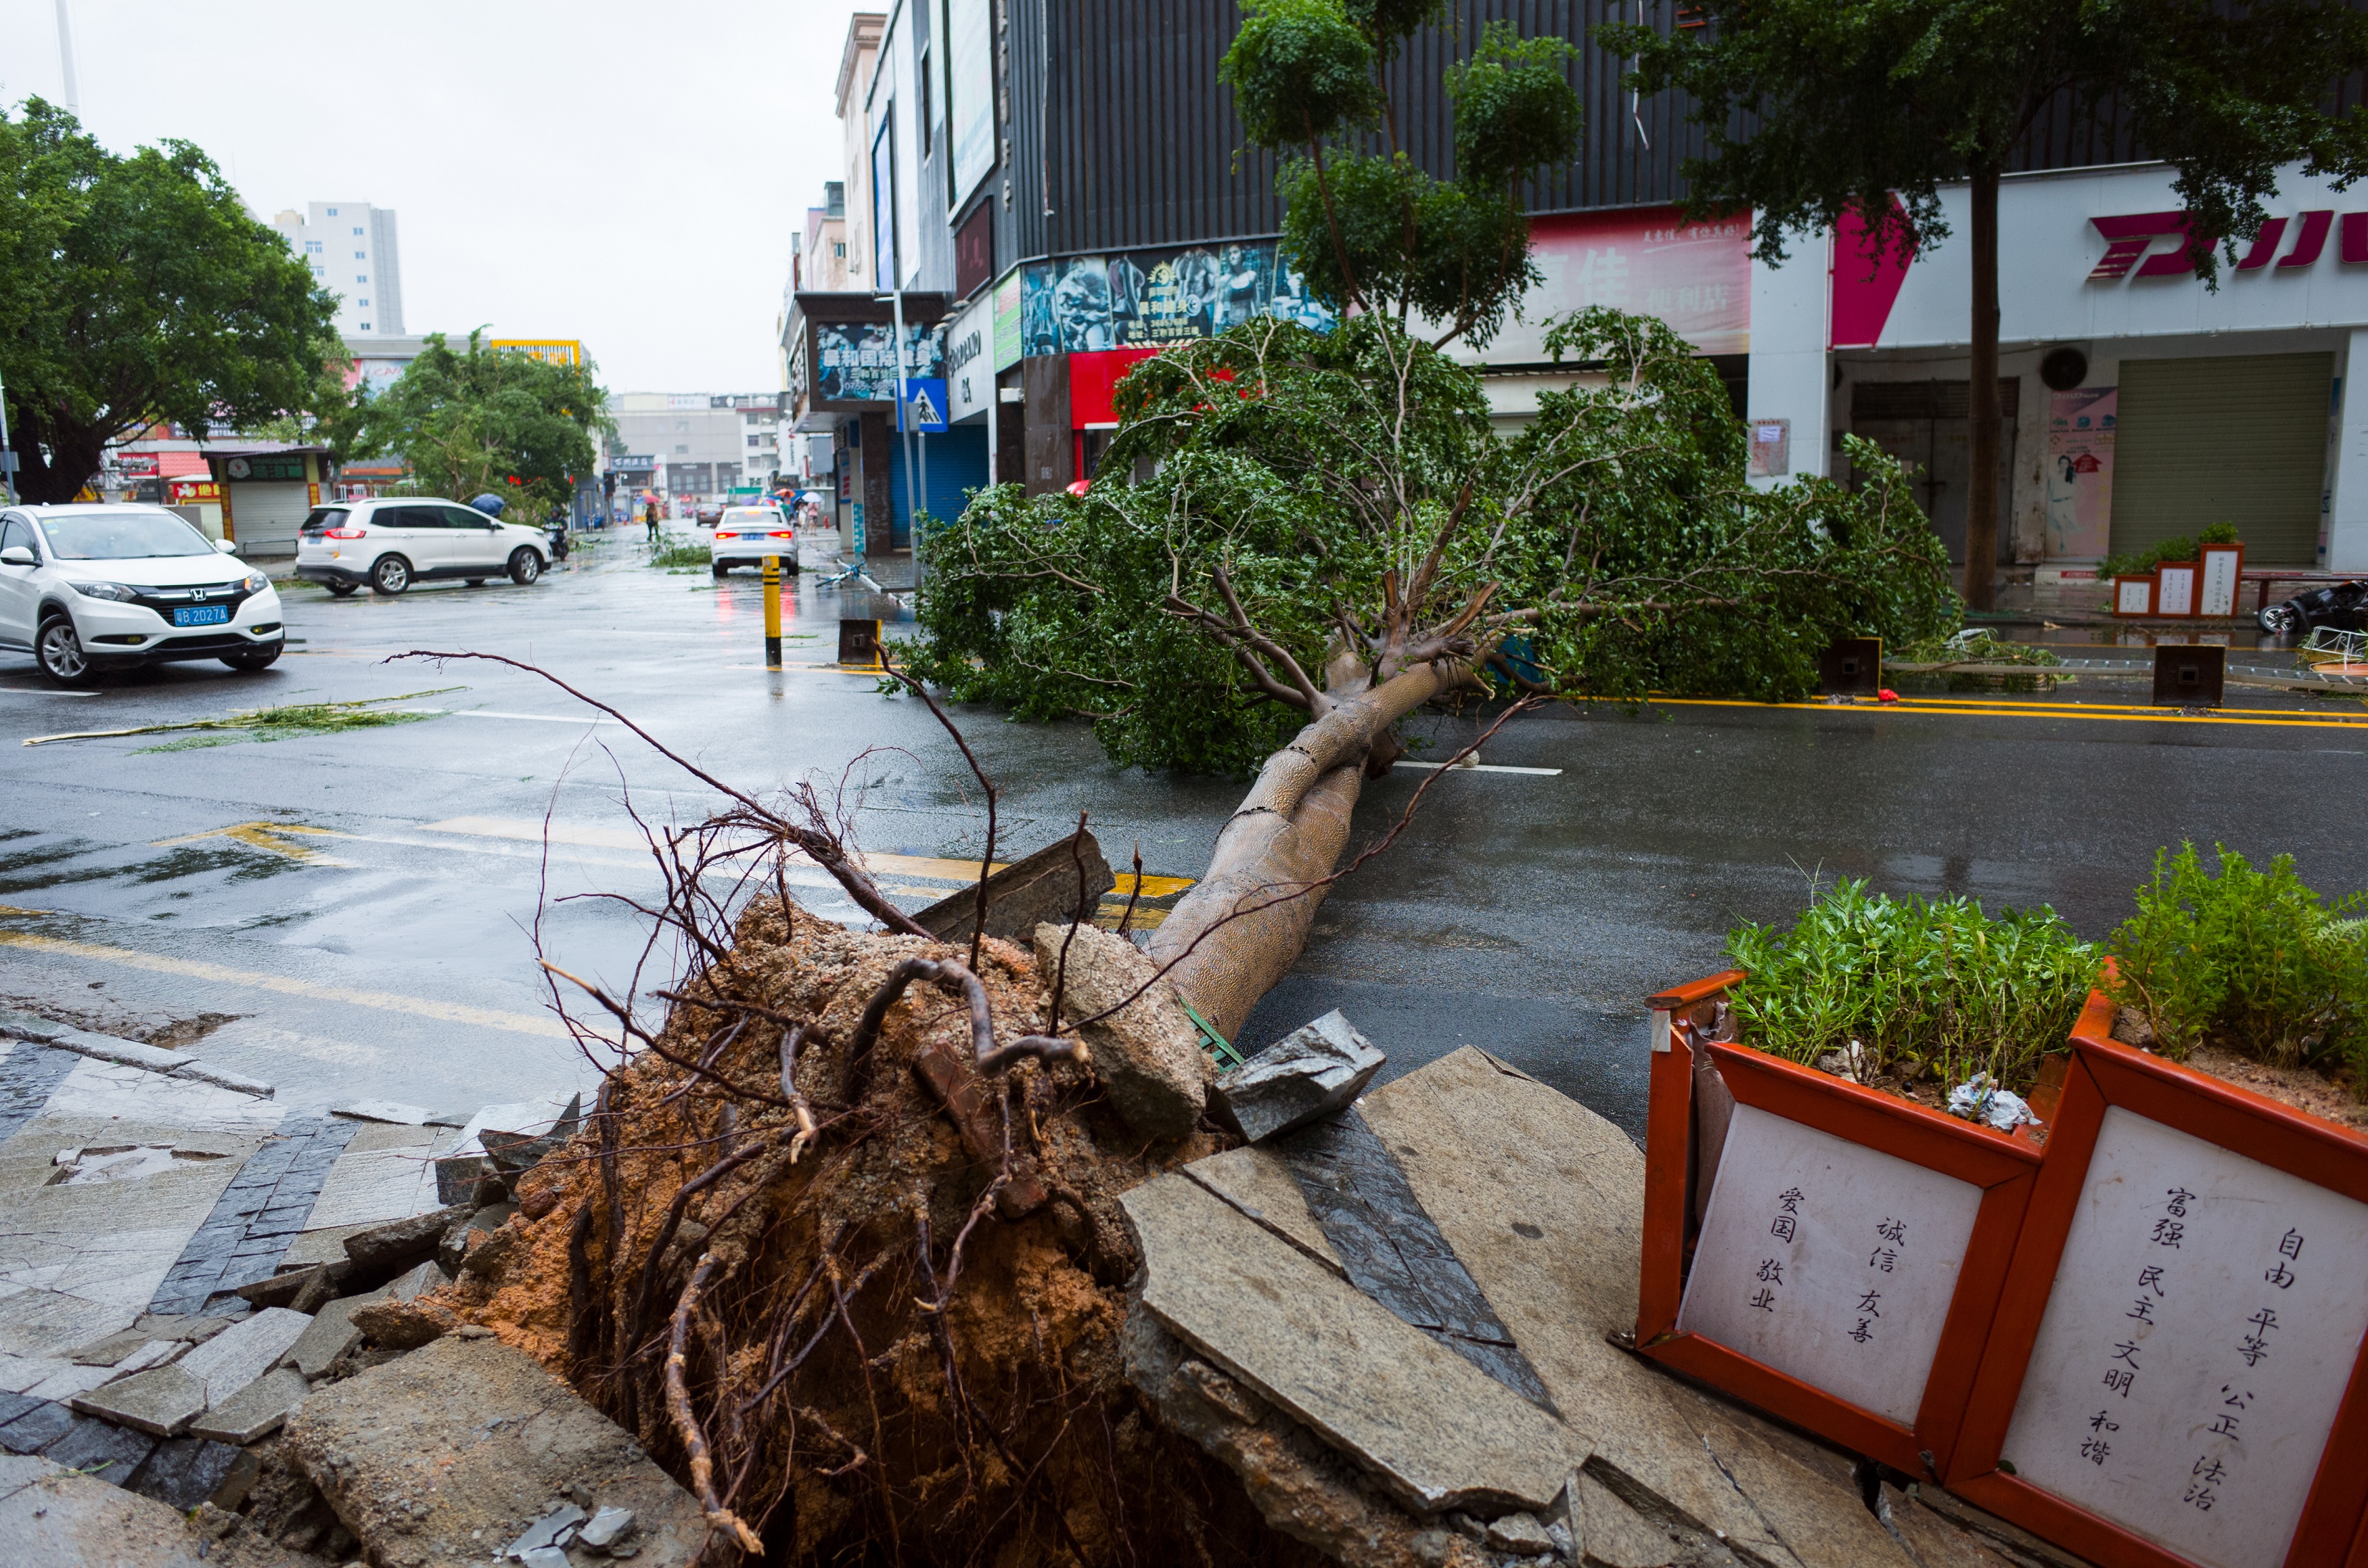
[0,367,17,504]
[54,0,81,119]
[877,292,930,592]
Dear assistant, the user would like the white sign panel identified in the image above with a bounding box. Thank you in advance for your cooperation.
[1679,1103,1986,1425]
[1999,1106,2368,1568]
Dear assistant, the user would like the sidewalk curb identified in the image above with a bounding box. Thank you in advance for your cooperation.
[0,1011,275,1099]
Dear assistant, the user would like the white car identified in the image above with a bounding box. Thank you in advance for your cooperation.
[292,497,553,597]
[710,505,798,576]
[0,503,283,686]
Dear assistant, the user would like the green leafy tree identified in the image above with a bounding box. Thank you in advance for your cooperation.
[909,310,1956,1036]
[0,99,343,503]
[1604,0,2368,608]
[1223,0,1579,346]
[354,331,612,513]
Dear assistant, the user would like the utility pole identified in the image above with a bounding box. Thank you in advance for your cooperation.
[878,292,930,590]
[54,0,81,119]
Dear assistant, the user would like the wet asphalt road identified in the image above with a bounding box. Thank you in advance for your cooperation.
[3,530,2365,1137]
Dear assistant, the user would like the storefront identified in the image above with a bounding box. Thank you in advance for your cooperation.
[206,446,328,560]
[1745,161,2368,571]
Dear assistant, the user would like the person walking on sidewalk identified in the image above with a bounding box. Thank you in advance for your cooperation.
[644,499,660,545]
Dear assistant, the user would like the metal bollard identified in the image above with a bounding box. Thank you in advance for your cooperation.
[763,555,783,669]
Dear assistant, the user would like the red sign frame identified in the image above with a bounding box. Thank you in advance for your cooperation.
[1944,992,2368,1568]
[1639,975,2041,1479]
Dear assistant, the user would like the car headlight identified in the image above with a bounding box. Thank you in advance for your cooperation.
[243,572,271,594]
[70,580,141,602]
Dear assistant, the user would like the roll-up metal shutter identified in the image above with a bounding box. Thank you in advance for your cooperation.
[2111,354,2331,566]
[227,482,313,557]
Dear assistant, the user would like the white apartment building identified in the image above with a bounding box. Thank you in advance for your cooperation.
[271,202,405,336]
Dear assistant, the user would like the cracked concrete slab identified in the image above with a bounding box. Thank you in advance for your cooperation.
[1123,1170,1589,1516]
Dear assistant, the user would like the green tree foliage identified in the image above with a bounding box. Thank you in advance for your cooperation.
[0,100,342,503]
[353,331,611,513]
[1603,0,2368,606]
[1221,1,1578,346]
[905,308,1959,777]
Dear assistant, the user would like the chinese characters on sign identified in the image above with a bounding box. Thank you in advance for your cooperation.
[1676,1104,1984,1426]
[1997,1107,2368,1568]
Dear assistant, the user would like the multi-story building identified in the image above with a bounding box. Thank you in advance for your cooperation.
[272,203,405,338]
[781,0,2368,581]
[611,394,781,517]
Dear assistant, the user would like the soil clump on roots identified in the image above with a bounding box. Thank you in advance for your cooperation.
[461,894,1317,1567]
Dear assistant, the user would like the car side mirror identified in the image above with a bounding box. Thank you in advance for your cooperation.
[0,546,34,567]
[216,538,242,554]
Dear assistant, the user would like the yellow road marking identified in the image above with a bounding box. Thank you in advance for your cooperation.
[0,930,570,1038]
[1112,873,1197,898]
[1638,695,2368,731]
[152,821,351,864]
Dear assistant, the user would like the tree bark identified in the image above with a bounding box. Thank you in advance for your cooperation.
[1147,660,1467,1043]
[1964,163,2003,611]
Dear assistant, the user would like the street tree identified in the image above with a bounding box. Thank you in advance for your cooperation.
[905,5,1957,1040]
[352,330,611,514]
[1605,0,2368,609]
[0,99,342,503]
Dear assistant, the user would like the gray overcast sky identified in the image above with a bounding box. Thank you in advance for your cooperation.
[0,0,856,396]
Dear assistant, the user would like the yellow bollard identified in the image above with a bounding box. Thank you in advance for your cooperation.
[763,555,783,669]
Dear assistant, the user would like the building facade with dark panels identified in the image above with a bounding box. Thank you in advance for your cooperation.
[794,0,2368,573]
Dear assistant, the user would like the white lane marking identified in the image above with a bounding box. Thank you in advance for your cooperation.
[1396,760,1564,776]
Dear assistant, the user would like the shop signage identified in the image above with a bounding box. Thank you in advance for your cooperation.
[813,321,947,403]
[221,455,305,482]
[2089,209,2368,281]
[1021,241,1332,356]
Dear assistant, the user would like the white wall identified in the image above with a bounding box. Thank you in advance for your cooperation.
[1745,242,1832,487]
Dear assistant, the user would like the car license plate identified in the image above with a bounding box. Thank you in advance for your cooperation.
[172,605,230,627]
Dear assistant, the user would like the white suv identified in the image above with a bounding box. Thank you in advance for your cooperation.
[0,504,284,686]
[292,498,553,596]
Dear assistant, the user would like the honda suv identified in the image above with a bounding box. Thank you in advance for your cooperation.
[293,498,553,596]
[0,504,283,686]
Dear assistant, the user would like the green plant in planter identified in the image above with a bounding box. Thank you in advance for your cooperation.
[1725,880,2101,1093]
[2098,522,2239,584]
[2106,843,2368,1079]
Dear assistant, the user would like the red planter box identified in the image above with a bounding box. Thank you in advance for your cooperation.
[1639,972,2039,1480]
[1641,977,2368,1568]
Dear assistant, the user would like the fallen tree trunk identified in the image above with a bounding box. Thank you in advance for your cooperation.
[1147,660,1471,1043]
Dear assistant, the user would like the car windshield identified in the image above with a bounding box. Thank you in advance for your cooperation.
[37,511,216,559]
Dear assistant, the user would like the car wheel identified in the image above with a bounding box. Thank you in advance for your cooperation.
[35,616,95,687]
[221,646,282,672]
[508,548,543,586]
[712,561,729,577]
[327,581,359,598]
[370,555,412,595]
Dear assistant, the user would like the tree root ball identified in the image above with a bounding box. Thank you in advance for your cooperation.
[451,895,1323,1566]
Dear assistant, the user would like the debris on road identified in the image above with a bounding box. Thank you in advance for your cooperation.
[1210,1007,1385,1142]
[913,825,1115,944]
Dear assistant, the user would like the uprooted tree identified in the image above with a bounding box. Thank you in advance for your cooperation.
[901,0,1960,1045]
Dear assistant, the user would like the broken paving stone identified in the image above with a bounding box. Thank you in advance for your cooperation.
[133,1313,233,1343]
[0,1399,76,1454]
[127,1434,258,1513]
[458,1217,526,1281]
[439,1204,514,1274]
[1122,1172,1586,1516]
[176,1308,312,1406]
[1034,921,1212,1138]
[286,1262,352,1316]
[0,1452,288,1568]
[236,1264,333,1311]
[520,1550,573,1568]
[1574,1472,1680,1568]
[1213,1009,1385,1144]
[283,1333,708,1568]
[579,1504,637,1548]
[68,1328,154,1366]
[331,1099,439,1125]
[187,1366,309,1445]
[507,1499,589,1554]
[282,1294,380,1379]
[387,1258,451,1302]
[41,1412,159,1483]
[70,1364,208,1437]
[349,1295,458,1350]
[342,1203,467,1276]
[1484,1511,1554,1553]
